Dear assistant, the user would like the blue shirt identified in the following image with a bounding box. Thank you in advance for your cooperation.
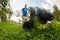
[22,7,28,16]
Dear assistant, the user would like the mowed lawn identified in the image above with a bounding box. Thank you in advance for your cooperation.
[0,21,60,40]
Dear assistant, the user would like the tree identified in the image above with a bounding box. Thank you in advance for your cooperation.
[53,5,60,20]
[0,0,12,22]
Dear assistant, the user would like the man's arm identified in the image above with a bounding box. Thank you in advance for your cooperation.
[21,8,24,16]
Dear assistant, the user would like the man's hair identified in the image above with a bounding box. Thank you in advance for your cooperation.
[25,4,27,7]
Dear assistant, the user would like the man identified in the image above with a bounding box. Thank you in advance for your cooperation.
[22,4,28,23]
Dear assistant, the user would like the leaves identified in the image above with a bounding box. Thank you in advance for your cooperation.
[0,0,12,21]
[53,5,60,20]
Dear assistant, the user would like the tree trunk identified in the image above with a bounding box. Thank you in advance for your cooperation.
[0,17,1,22]
[1,16,7,22]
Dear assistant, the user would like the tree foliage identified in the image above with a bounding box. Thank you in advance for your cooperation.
[53,5,60,20]
[0,0,12,22]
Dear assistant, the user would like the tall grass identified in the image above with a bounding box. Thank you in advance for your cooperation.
[0,20,60,40]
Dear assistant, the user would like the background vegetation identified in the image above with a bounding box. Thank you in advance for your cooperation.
[0,0,12,22]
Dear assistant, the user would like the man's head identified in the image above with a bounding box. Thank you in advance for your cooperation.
[25,4,27,8]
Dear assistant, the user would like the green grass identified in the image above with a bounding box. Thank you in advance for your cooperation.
[0,22,22,32]
[0,22,23,40]
[0,21,60,40]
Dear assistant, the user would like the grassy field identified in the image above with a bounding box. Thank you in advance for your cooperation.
[0,22,22,40]
[0,21,60,40]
